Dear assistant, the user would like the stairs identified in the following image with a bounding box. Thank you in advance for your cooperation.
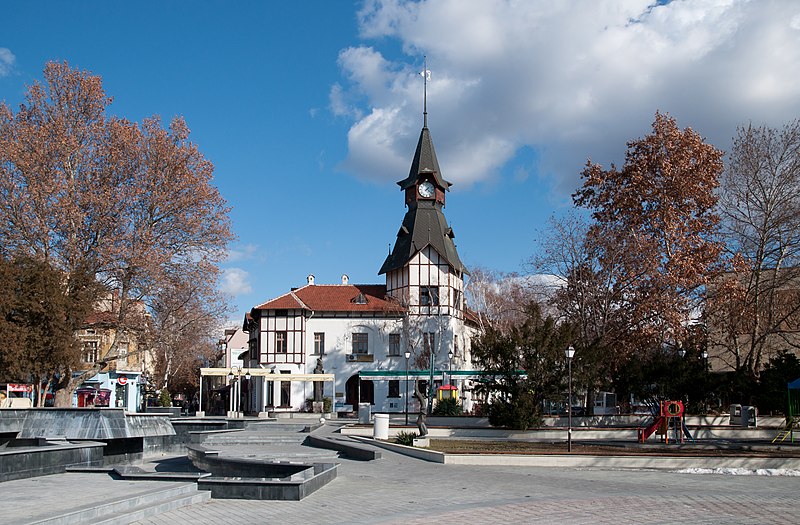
[771,418,798,444]
[26,483,210,525]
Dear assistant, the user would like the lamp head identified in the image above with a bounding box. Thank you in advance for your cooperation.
[565,345,576,359]
[404,350,411,359]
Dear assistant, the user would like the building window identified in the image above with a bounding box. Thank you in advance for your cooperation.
[82,341,98,363]
[388,380,400,398]
[352,333,369,354]
[116,342,129,366]
[388,333,401,356]
[420,286,439,306]
[314,333,325,355]
[453,289,462,310]
[275,331,287,353]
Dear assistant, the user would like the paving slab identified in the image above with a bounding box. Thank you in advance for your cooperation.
[0,473,194,525]
[3,423,798,525]
[129,441,798,525]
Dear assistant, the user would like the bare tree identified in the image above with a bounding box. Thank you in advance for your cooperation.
[464,267,534,333]
[711,120,800,378]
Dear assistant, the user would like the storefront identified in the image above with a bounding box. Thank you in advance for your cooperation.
[73,371,143,411]
[0,383,34,407]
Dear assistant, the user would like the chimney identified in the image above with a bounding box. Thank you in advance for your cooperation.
[341,274,349,285]
[307,274,315,285]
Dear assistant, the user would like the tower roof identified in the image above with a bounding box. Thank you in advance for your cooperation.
[396,126,451,191]
[379,200,466,275]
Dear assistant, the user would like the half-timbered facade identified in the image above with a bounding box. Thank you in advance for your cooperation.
[240,116,476,415]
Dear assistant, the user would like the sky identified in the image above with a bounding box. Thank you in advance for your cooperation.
[2,0,800,324]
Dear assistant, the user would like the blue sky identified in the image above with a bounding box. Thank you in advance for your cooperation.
[3,1,800,323]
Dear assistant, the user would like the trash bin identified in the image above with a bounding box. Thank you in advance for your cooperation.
[373,413,389,439]
[741,405,757,427]
[729,404,742,425]
[358,402,371,424]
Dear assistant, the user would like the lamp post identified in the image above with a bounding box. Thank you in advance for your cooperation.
[427,342,435,416]
[228,365,241,417]
[404,350,411,425]
[448,350,454,386]
[565,345,576,453]
[701,350,709,414]
[243,369,250,415]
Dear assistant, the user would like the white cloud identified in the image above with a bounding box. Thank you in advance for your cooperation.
[0,48,15,77]
[221,267,253,296]
[225,243,259,263]
[335,0,800,192]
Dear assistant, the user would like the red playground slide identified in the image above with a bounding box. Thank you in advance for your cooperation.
[638,416,665,443]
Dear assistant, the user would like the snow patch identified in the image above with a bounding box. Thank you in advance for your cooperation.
[675,467,800,477]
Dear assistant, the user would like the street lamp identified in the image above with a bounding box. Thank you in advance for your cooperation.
[228,365,241,418]
[404,350,411,425]
[565,345,576,453]
[447,350,454,386]
[701,350,709,414]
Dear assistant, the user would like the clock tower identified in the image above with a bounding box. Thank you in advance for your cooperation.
[379,117,466,317]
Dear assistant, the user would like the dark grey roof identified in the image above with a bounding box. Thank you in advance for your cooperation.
[379,200,466,275]
[397,126,452,191]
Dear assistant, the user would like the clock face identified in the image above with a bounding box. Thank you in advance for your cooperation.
[418,181,435,198]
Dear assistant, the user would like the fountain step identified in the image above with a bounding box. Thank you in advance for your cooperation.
[27,481,209,525]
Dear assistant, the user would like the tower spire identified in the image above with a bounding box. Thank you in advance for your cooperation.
[422,55,428,128]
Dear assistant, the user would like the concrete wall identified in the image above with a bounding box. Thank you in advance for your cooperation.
[0,441,105,482]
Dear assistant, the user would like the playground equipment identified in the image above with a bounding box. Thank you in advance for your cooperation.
[638,400,694,444]
[772,377,800,444]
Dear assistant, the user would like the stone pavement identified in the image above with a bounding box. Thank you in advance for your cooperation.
[128,445,796,525]
[2,425,798,525]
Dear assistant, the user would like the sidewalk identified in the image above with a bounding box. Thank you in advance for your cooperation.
[135,443,800,525]
[2,440,797,525]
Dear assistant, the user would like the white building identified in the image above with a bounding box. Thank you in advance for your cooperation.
[231,115,477,416]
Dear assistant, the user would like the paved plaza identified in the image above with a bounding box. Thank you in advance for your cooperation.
[1,440,797,525]
[128,452,797,525]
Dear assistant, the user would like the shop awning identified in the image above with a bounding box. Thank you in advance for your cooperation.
[358,370,527,381]
[200,368,334,382]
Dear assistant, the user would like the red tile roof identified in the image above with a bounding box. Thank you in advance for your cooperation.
[253,284,405,314]
[84,311,118,326]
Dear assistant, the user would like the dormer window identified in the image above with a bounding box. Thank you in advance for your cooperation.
[352,292,368,305]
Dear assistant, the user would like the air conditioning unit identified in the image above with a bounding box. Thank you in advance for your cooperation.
[346,354,358,362]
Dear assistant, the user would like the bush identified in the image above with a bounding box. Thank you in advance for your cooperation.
[158,389,171,408]
[487,394,542,430]
[394,431,418,446]
[433,396,462,416]
[304,396,334,413]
